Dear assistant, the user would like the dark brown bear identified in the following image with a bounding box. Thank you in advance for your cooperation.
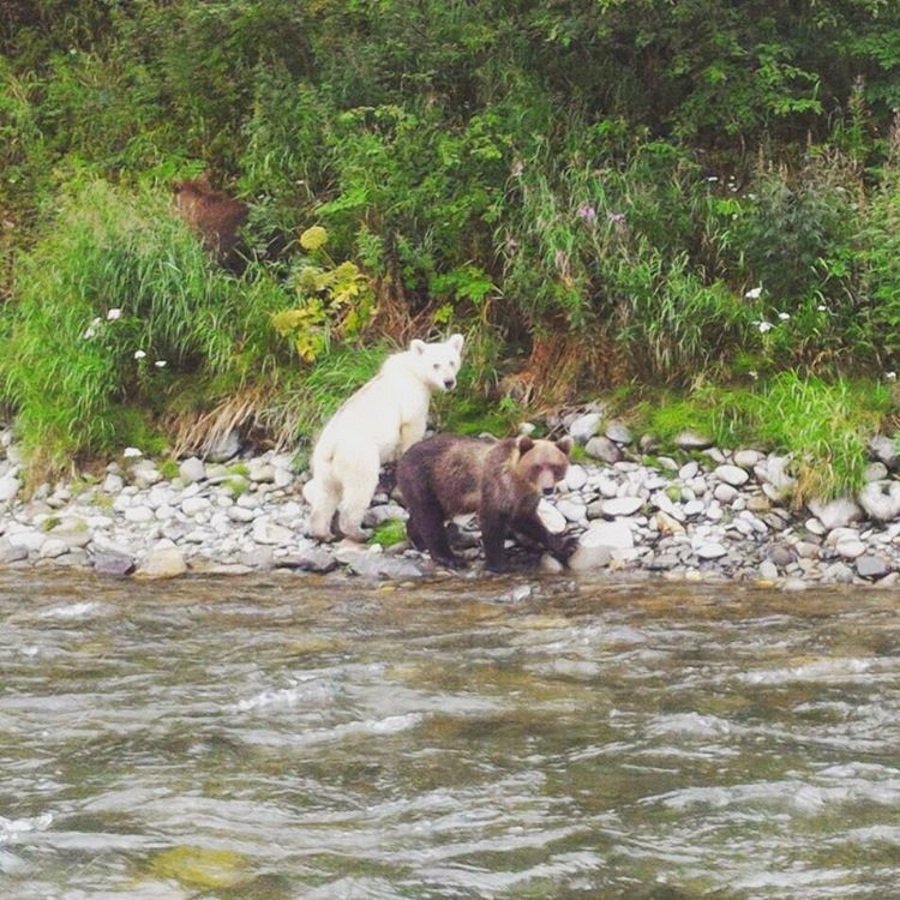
[172,176,249,273]
[397,433,574,572]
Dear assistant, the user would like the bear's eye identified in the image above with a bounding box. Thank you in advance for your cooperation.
[433,363,441,370]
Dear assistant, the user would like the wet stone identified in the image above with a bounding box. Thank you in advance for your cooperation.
[92,550,135,576]
[856,554,891,580]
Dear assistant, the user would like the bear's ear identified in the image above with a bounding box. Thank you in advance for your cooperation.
[516,435,535,454]
[448,333,465,354]
[556,436,574,456]
[410,339,427,355]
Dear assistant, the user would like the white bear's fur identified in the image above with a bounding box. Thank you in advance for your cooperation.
[303,334,464,541]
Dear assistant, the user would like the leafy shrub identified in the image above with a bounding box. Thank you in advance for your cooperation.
[271,226,376,363]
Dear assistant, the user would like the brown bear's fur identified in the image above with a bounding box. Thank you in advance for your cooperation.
[172,176,249,273]
[396,433,574,572]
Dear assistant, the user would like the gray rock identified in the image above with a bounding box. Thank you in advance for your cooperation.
[124,506,154,524]
[227,506,256,523]
[128,460,162,489]
[568,412,602,444]
[205,428,241,463]
[605,421,632,445]
[239,547,275,570]
[733,449,764,468]
[856,554,891,580]
[341,551,424,579]
[683,499,706,518]
[678,461,700,480]
[0,475,19,503]
[714,464,750,487]
[759,560,779,580]
[584,436,622,464]
[277,547,338,573]
[768,545,794,568]
[179,457,207,484]
[808,497,863,531]
[696,542,727,560]
[869,434,899,470]
[7,529,46,552]
[536,502,567,534]
[794,540,821,559]
[556,498,588,524]
[864,462,889,482]
[39,538,69,559]
[564,465,589,491]
[805,517,827,536]
[754,455,795,493]
[821,561,856,583]
[714,483,739,504]
[653,510,686,536]
[92,550,135,576]
[835,539,867,560]
[578,520,634,551]
[182,496,212,517]
[48,517,93,549]
[0,539,28,564]
[102,473,125,494]
[247,461,276,483]
[252,518,294,545]
[645,552,679,571]
[135,546,188,579]
[675,430,713,450]
[567,542,612,571]
[857,481,900,522]
[600,496,644,518]
[746,494,772,514]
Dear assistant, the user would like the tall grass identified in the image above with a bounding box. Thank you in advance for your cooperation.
[0,178,293,476]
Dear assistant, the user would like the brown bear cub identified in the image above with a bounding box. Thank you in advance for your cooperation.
[397,433,575,572]
[172,176,249,273]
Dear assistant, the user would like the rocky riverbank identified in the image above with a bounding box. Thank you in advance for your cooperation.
[1,413,899,587]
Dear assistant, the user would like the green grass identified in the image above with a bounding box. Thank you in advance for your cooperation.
[628,374,895,503]
[369,518,408,548]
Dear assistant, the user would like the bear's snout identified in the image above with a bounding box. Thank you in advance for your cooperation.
[443,377,456,390]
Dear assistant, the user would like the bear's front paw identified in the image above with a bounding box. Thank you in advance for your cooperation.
[548,533,579,562]
[434,553,466,570]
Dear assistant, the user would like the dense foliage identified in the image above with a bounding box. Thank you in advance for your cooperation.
[1,1,898,491]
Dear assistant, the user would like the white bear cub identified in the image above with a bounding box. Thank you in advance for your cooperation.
[303,334,464,542]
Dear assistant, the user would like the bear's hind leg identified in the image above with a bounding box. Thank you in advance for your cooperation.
[335,448,380,542]
[304,476,340,541]
[410,499,464,569]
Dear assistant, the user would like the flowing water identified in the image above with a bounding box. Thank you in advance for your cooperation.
[1,570,898,899]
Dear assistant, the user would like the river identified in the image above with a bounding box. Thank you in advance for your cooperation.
[1,570,898,898]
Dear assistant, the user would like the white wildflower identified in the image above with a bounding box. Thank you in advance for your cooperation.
[744,286,763,300]
[755,320,774,334]
[887,372,897,382]
[106,308,122,321]
[778,312,790,320]
[133,350,147,360]
[817,305,828,312]
[154,360,167,368]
